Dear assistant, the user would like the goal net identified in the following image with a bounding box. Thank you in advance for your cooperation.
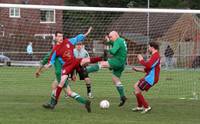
[0,4,199,99]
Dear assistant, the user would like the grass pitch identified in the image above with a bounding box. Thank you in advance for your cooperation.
[0,67,200,124]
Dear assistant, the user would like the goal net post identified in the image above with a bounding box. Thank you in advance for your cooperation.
[0,4,199,99]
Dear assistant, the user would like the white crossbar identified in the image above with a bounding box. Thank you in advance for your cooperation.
[0,3,200,14]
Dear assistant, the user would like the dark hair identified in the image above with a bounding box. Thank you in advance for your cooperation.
[77,42,83,45]
[55,31,63,36]
[149,41,159,50]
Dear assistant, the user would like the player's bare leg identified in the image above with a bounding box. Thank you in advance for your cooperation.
[51,80,58,89]
[80,57,102,66]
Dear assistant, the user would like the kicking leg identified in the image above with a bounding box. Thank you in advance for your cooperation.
[66,85,91,113]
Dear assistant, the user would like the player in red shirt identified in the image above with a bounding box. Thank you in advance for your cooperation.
[132,41,160,114]
[44,27,102,112]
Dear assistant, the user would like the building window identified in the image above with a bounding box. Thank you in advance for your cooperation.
[9,8,20,18]
[40,9,55,23]
[0,24,4,37]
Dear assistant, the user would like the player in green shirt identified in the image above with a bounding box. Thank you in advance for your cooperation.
[86,31,127,107]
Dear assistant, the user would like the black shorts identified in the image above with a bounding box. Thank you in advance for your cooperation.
[67,71,74,80]
[138,79,151,91]
[77,66,89,80]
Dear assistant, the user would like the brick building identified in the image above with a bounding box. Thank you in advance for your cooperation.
[0,0,64,61]
[0,0,64,38]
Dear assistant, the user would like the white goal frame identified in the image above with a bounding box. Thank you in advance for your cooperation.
[1,3,200,14]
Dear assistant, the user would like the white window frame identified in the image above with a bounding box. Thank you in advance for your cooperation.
[40,9,56,23]
[9,8,20,18]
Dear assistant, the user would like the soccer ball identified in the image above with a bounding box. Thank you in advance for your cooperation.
[100,100,110,109]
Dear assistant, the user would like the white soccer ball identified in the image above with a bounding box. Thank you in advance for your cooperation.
[100,100,110,109]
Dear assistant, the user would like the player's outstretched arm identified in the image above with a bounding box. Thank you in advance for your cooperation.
[69,26,92,45]
[44,63,52,69]
[137,54,144,61]
[35,66,43,78]
[84,26,92,37]
[35,65,46,78]
[132,66,145,73]
[35,64,52,78]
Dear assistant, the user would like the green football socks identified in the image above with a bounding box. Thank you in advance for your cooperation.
[116,84,125,97]
[70,92,87,104]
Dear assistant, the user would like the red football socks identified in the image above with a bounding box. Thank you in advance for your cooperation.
[136,93,143,107]
[136,93,149,108]
[55,86,62,100]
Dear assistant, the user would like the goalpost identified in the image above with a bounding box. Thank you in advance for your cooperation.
[0,3,199,100]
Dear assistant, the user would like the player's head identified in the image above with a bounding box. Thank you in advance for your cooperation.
[148,41,159,53]
[76,42,83,50]
[55,31,63,43]
[108,31,119,41]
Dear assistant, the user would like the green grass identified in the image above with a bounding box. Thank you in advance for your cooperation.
[0,67,200,124]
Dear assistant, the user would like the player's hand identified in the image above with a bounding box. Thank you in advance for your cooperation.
[137,54,144,61]
[87,26,92,33]
[72,75,77,82]
[72,75,76,83]
[105,35,110,42]
[132,66,138,71]
[84,26,92,36]
[35,72,40,78]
